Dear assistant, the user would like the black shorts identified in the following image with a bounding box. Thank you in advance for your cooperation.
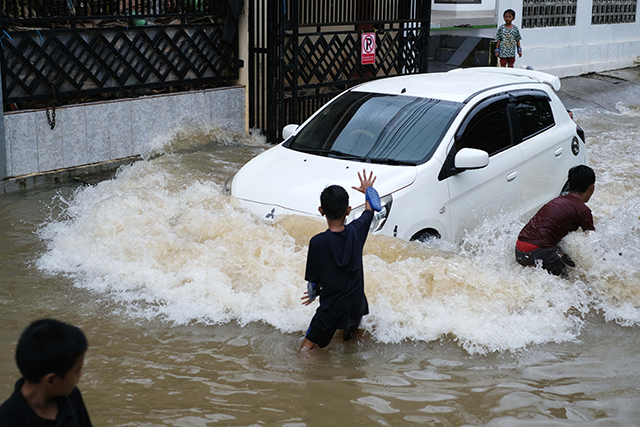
[515,246,572,276]
[306,318,361,348]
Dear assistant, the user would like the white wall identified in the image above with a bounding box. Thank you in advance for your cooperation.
[497,0,640,76]
[433,0,496,14]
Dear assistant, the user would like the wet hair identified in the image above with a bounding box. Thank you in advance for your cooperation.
[320,185,349,220]
[568,165,595,193]
[16,319,88,383]
[503,9,516,18]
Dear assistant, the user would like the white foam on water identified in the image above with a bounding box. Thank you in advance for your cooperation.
[39,170,310,330]
[554,104,640,326]
[36,106,640,354]
[140,121,270,160]
[563,196,640,326]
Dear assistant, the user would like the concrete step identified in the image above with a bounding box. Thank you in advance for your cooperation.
[440,35,466,49]
[446,36,482,67]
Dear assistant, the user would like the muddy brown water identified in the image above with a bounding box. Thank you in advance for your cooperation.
[1,106,640,425]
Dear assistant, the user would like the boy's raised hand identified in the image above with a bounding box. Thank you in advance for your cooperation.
[352,169,376,194]
[352,169,379,212]
[301,292,314,306]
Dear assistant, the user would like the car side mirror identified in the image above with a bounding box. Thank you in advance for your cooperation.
[282,124,299,140]
[454,148,489,170]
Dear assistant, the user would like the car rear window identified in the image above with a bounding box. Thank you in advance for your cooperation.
[284,91,462,165]
[515,96,555,140]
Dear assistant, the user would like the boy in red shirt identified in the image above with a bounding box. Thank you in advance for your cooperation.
[515,165,596,276]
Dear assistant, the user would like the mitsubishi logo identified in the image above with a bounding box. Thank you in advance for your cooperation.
[266,208,275,219]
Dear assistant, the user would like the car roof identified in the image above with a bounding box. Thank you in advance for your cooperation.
[351,67,561,103]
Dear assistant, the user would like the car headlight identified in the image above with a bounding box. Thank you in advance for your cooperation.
[348,194,393,232]
[223,173,235,195]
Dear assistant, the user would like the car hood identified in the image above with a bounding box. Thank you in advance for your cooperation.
[232,145,418,217]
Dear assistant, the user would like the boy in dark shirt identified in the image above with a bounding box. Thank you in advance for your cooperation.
[515,165,596,276]
[0,319,92,427]
[300,170,378,350]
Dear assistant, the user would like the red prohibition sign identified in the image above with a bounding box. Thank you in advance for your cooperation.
[361,33,376,65]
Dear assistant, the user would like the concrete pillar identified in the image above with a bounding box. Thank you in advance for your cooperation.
[237,0,250,133]
[0,59,5,181]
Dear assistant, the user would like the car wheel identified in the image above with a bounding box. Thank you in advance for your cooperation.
[410,229,441,242]
[560,181,570,196]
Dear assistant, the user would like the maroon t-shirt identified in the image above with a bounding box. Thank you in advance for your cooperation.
[518,194,595,248]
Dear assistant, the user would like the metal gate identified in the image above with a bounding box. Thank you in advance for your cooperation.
[249,0,431,143]
[0,0,237,106]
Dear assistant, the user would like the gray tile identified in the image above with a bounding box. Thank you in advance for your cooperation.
[149,95,174,139]
[35,110,64,173]
[169,93,190,125]
[131,96,173,155]
[5,113,39,177]
[108,101,132,159]
[208,87,245,132]
[3,115,13,178]
[85,104,111,163]
[171,91,209,128]
[62,107,88,168]
[227,87,246,132]
[7,113,38,176]
[208,90,227,128]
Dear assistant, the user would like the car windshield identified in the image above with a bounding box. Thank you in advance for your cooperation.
[284,91,462,165]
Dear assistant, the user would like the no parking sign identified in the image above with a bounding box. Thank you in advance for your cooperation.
[361,33,376,65]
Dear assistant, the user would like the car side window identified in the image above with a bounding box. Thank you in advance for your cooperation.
[456,100,512,156]
[515,96,555,140]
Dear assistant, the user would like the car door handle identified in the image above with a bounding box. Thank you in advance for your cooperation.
[554,147,563,157]
[506,171,518,182]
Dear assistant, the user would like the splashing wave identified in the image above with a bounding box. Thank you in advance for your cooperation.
[37,109,640,354]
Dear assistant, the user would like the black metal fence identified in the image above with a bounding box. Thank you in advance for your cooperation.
[1,0,239,105]
[249,0,431,143]
[2,0,227,26]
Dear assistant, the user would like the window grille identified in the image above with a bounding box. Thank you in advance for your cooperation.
[522,0,577,28]
[592,0,637,24]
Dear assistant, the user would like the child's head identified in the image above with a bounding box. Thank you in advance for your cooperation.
[320,185,349,220]
[568,165,596,193]
[16,319,88,389]
[503,9,516,21]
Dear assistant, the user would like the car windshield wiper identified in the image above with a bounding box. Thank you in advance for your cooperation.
[366,157,417,166]
[293,147,363,160]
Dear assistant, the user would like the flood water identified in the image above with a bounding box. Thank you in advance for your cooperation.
[1,103,640,426]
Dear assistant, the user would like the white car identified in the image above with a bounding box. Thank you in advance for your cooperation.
[225,68,588,242]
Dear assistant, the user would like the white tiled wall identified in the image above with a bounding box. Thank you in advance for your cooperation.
[3,86,245,178]
[8,113,37,177]
[35,110,64,172]
[108,101,133,159]
[85,104,111,164]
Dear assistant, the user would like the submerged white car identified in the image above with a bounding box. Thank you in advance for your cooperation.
[226,67,588,242]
